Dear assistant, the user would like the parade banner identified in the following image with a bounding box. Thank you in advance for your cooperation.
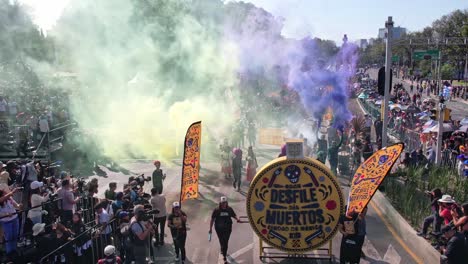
[180,121,202,203]
[246,156,344,252]
[258,128,286,146]
[347,143,404,215]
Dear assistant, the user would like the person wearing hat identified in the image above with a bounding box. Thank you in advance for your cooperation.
[439,225,467,264]
[152,160,166,195]
[129,205,154,264]
[28,180,49,224]
[168,201,187,263]
[209,196,241,263]
[0,162,10,192]
[438,195,456,226]
[97,245,122,264]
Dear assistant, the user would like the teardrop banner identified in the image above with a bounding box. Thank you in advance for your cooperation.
[246,156,344,252]
[180,121,202,203]
[346,142,404,215]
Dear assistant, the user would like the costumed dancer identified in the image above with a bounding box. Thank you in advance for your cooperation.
[232,148,243,192]
[245,146,258,182]
[220,139,232,178]
[338,209,361,264]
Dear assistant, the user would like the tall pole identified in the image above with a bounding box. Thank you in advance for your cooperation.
[464,53,467,98]
[435,50,443,165]
[381,16,393,148]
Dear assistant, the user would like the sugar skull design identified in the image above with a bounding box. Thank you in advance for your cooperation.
[284,165,301,183]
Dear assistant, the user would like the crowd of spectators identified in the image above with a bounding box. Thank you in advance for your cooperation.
[0,159,186,264]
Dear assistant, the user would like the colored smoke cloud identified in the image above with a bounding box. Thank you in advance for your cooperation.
[24,0,357,161]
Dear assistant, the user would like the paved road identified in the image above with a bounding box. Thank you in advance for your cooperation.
[88,144,418,264]
[367,68,468,121]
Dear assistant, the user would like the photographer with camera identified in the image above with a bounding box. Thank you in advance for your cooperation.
[28,180,49,225]
[417,188,443,238]
[439,195,456,226]
[439,225,467,264]
[129,205,154,264]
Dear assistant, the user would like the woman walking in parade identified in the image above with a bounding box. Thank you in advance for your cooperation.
[209,196,241,264]
[245,146,258,183]
[168,202,188,263]
[220,139,232,178]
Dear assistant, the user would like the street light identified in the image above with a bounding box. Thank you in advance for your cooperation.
[381,16,393,148]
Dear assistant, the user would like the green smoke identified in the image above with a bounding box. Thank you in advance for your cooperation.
[38,0,240,160]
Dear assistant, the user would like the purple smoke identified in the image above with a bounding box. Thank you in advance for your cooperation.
[223,4,358,129]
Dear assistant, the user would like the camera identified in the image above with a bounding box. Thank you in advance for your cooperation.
[136,208,159,221]
[76,177,86,194]
[136,174,151,186]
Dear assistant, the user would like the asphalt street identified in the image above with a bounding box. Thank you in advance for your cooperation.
[90,145,419,264]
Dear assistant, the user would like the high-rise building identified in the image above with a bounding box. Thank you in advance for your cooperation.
[378,26,407,39]
[356,39,368,49]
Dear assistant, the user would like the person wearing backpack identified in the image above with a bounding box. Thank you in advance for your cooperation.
[129,205,154,264]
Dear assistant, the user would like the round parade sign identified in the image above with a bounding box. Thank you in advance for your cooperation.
[246,157,344,253]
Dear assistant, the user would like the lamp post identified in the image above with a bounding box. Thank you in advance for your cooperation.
[381,16,394,148]
[435,100,445,165]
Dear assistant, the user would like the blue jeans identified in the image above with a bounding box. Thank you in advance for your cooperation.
[2,217,19,254]
[30,215,42,225]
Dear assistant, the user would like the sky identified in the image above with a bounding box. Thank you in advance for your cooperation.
[237,0,467,43]
[18,0,468,43]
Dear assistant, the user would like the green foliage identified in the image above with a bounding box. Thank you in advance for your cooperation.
[384,166,468,228]
[440,63,456,80]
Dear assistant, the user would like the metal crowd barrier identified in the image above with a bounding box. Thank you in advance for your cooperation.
[39,217,119,263]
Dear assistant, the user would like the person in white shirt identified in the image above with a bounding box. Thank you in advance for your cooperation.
[28,181,49,224]
[95,202,112,259]
[150,187,167,246]
[0,162,10,192]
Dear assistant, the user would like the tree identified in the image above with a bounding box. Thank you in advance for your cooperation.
[440,64,455,80]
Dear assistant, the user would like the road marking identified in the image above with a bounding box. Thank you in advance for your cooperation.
[383,244,402,264]
[230,243,254,259]
[369,200,423,264]
[362,237,382,260]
